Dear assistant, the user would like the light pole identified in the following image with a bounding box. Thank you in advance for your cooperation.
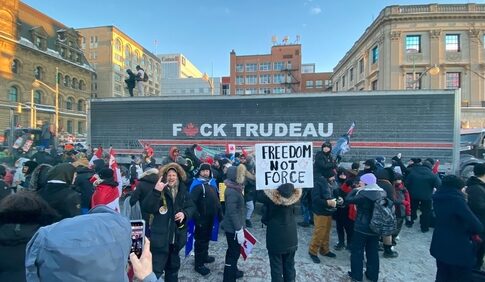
[32,67,59,136]
[406,48,418,89]
[410,65,441,87]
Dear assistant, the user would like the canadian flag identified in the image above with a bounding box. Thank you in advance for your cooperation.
[89,146,103,168]
[432,159,440,174]
[226,144,236,155]
[109,148,123,196]
[240,229,258,261]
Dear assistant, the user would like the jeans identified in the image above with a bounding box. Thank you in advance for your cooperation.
[137,81,144,96]
[268,251,296,282]
[335,209,354,246]
[223,232,241,282]
[309,214,332,255]
[350,231,379,282]
[300,202,311,223]
[246,200,254,220]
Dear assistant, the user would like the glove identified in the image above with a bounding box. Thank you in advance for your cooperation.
[235,229,245,245]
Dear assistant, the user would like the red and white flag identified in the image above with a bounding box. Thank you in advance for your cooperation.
[240,229,258,261]
[226,144,236,155]
[109,148,123,195]
[89,146,103,168]
[432,159,440,174]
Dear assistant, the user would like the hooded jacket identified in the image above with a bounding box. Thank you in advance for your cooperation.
[346,184,387,235]
[466,176,485,228]
[25,206,132,282]
[221,166,245,233]
[28,164,52,192]
[190,174,222,224]
[313,149,336,177]
[141,163,196,252]
[430,187,484,267]
[258,186,302,254]
[404,164,441,200]
[73,166,95,209]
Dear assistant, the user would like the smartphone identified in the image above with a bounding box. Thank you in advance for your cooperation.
[130,220,145,260]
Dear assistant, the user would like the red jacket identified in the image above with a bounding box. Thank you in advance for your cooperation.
[394,183,411,217]
[91,182,119,209]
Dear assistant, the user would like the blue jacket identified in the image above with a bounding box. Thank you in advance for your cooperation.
[430,187,484,267]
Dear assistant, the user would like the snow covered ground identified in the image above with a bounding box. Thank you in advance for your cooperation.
[177,206,437,282]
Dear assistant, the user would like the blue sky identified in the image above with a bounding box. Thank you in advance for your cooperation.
[23,0,483,77]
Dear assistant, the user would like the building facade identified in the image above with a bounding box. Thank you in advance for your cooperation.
[77,26,161,98]
[158,53,203,79]
[0,0,93,135]
[160,76,221,96]
[332,3,485,127]
[229,44,332,95]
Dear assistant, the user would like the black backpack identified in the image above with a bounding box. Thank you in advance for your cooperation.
[369,197,397,236]
[143,72,149,82]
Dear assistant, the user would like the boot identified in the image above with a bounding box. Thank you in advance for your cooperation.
[223,265,236,282]
[334,242,345,250]
[194,265,210,276]
[205,255,215,263]
[245,219,252,228]
[383,245,398,258]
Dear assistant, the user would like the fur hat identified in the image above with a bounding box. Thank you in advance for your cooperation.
[159,162,187,182]
[360,173,377,185]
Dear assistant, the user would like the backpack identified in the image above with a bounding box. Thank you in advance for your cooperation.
[143,72,149,82]
[369,197,397,236]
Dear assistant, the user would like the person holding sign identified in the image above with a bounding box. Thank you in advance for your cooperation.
[141,163,195,281]
[308,170,338,263]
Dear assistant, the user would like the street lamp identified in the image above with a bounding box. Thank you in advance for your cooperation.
[406,48,419,89]
[409,64,441,86]
[32,67,59,136]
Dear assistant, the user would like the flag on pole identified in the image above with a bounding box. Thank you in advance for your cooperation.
[89,146,103,168]
[432,159,440,174]
[240,229,258,260]
[226,144,236,155]
[332,121,356,163]
[109,148,123,204]
[346,121,356,136]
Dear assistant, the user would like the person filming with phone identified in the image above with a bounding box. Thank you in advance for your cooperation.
[141,163,195,281]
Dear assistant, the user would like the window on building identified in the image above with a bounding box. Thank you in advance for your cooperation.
[349,67,354,82]
[78,121,84,134]
[259,62,271,71]
[405,35,421,53]
[359,58,364,74]
[335,81,339,91]
[114,73,122,82]
[79,80,85,90]
[77,99,84,111]
[72,78,78,89]
[245,88,257,95]
[114,38,122,52]
[12,59,20,74]
[33,90,42,104]
[372,46,379,64]
[67,120,73,133]
[236,88,244,95]
[34,66,43,80]
[245,63,257,72]
[81,36,85,49]
[306,80,314,88]
[66,97,74,110]
[64,75,71,87]
[445,34,460,52]
[446,72,461,89]
[245,75,257,84]
[287,61,292,70]
[35,37,42,49]
[316,80,323,88]
[371,79,378,90]
[236,64,244,72]
[236,76,244,85]
[273,62,285,71]
[406,73,422,89]
[342,75,346,88]
[259,88,271,94]
[8,86,19,102]
[259,74,271,84]
[273,74,285,83]
[273,87,285,94]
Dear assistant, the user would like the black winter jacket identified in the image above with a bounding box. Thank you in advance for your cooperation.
[258,188,301,254]
[130,169,159,224]
[404,165,441,200]
[38,183,81,220]
[466,176,485,229]
[73,166,95,209]
[430,187,483,267]
[311,175,336,216]
[190,179,222,225]
[313,151,336,177]
[346,184,386,235]
[141,182,195,252]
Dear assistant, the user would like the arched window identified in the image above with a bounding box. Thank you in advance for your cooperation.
[58,96,64,109]
[57,72,63,84]
[79,80,85,90]
[77,99,84,111]
[114,38,122,52]
[8,86,19,102]
[34,90,42,104]
[12,59,20,74]
[64,75,71,87]
[125,45,132,68]
[34,66,43,80]
[134,50,140,65]
[142,55,147,68]
[66,97,74,110]
[72,78,78,89]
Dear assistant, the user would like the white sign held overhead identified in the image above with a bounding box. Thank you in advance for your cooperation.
[255,142,314,190]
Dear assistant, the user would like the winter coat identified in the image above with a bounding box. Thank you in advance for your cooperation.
[311,175,336,216]
[91,179,120,209]
[394,183,411,218]
[38,182,81,220]
[430,187,484,267]
[25,206,132,282]
[405,165,441,201]
[346,184,387,235]
[190,178,222,224]
[258,188,301,254]
[125,71,136,89]
[141,163,195,253]
[73,166,95,209]
[130,168,159,224]
[29,164,52,192]
[313,151,336,177]
[335,182,356,221]
[466,176,485,229]
[0,223,41,282]
[222,179,245,233]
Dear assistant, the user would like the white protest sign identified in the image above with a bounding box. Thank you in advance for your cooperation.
[255,142,313,190]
